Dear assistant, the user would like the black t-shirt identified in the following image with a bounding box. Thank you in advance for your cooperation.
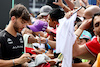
[0,30,24,67]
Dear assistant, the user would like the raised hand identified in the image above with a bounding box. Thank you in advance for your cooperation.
[79,18,92,30]
[65,11,74,19]
[53,0,64,7]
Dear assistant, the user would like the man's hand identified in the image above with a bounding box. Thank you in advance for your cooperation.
[79,19,92,30]
[65,11,74,19]
[15,53,31,64]
[31,49,46,54]
[53,0,64,7]
[37,37,47,44]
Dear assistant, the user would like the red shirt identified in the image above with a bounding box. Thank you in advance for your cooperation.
[85,37,100,57]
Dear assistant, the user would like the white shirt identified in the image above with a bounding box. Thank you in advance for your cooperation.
[56,13,77,67]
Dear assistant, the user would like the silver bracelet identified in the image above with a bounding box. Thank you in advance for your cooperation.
[13,59,15,66]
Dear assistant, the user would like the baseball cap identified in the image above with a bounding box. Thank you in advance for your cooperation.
[80,30,92,40]
[27,20,48,32]
[39,5,53,16]
[28,53,51,67]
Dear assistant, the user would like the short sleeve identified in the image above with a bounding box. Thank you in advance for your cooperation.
[85,38,100,57]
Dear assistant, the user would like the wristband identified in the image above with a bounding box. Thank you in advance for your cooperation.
[13,59,15,66]
[45,50,47,53]
[75,28,83,38]
[75,34,79,37]
[47,43,51,49]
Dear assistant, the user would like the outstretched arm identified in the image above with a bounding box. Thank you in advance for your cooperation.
[97,0,100,7]
[73,19,92,57]
[64,0,74,10]
[37,37,56,49]
[53,0,71,12]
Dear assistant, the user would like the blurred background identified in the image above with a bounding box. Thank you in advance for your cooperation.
[0,0,60,29]
[0,0,97,29]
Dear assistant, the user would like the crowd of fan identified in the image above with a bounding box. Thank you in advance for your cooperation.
[0,0,100,67]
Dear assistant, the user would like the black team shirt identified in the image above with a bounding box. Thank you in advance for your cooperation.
[0,30,24,67]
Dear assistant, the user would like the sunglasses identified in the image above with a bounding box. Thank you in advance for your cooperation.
[94,22,100,27]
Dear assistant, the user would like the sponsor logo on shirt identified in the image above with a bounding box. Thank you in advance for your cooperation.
[7,38,13,44]
[12,45,23,49]
[19,37,23,43]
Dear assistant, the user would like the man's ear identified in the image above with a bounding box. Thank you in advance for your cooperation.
[11,16,16,22]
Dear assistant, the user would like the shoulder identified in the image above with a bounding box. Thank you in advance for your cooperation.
[86,37,97,44]
[0,30,7,38]
[0,30,8,43]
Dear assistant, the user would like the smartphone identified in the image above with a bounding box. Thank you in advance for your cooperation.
[73,6,83,14]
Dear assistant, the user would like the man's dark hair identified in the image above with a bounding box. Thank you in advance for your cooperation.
[87,13,100,37]
[9,4,30,21]
[92,12,100,28]
[49,8,65,22]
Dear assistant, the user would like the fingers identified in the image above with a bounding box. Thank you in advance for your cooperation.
[53,2,58,5]
[37,37,40,43]
[53,0,63,6]
[65,11,74,19]
[31,50,38,53]
[31,54,37,59]
[17,53,32,64]
[88,18,92,23]
[22,53,31,60]
[37,37,46,44]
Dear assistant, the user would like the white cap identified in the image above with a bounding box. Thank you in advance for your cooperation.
[39,5,53,16]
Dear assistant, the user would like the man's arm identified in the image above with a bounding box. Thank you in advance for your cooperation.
[0,42,31,67]
[0,59,15,67]
[0,53,31,67]
[53,0,71,12]
[72,62,92,67]
[27,33,37,43]
[73,41,88,57]
[47,40,56,49]
[34,31,45,37]
[64,0,74,10]
[97,0,100,6]
[37,37,56,49]
[73,18,95,60]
